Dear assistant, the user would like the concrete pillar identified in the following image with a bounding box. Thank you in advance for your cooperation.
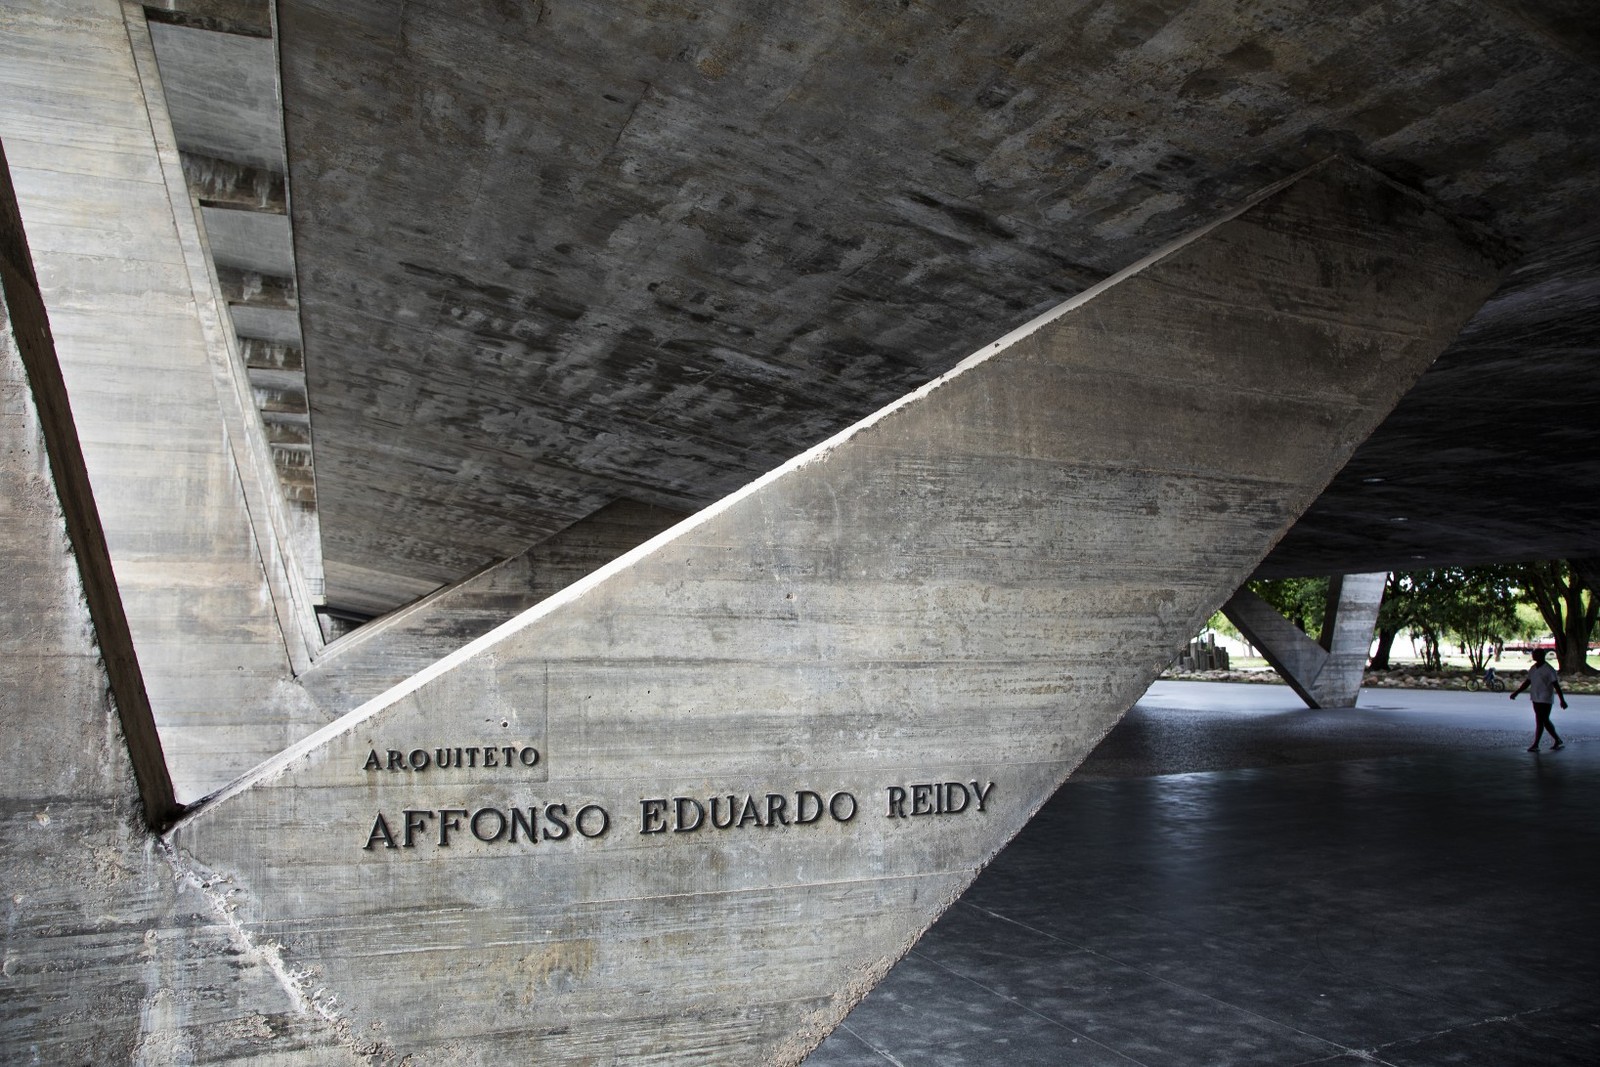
[0,140,176,830]
[299,500,691,715]
[161,160,1502,1064]
[0,0,324,801]
[1,148,348,1062]
[1223,571,1388,708]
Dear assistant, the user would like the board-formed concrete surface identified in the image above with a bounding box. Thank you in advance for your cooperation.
[259,0,1600,612]
[1,160,348,1061]
[300,500,690,715]
[155,161,1501,1064]
[812,683,1600,1065]
[0,0,324,802]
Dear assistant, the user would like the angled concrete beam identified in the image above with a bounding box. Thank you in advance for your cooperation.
[1,141,180,829]
[1321,572,1388,686]
[0,0,324,801]
[1224,571,1388,708]
[299,499,692,715]
[1224,586,1332,705]
[164,160,1502,1063]
[3,141,351,1060]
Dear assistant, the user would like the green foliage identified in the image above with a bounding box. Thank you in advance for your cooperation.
[1512,602,1544,641]
[1247,577,1327,639]
[1510,560,1599,674]
[1375,563,1579,671]
[1262,561,1597,674]
[1431,566,1521,671]
[1369,568,1522,670]
[1207,611,1242,644]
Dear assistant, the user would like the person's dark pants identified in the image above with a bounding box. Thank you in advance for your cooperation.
[1532,701,1562,747]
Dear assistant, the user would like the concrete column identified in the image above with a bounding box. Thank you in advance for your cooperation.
[0,140,176,829]
[163,161,1502,1064]
[299,500,691,715]
[1,149,348,1062]
[1223,571,1388,708]
[0,0,323,801]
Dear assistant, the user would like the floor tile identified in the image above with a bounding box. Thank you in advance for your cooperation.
[806,685,1600,1066]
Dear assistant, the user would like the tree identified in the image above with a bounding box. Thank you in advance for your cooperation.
[1513,559,1600,674]
[1371,571,1409,670]
[1370,567,1522,672]
[1405,571,1452,670]
[1371,570,1451,670]
[1433,566,1521,672]
[1247,577,1328,639]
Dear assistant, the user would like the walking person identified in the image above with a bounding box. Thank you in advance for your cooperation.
[1510,649,1567,751]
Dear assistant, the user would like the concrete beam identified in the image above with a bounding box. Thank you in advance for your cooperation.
[1223,572,1388,709]
[165,160,1502,1063]
[0,0,326,800]
[3,141,351,1060]
[180,151,285,212]
[199,205,294,275]
[247,370,307,415]
[239,336,302,370]
[1322,572,1388,682]
[216,265,296,309]
[146,19,283,173]
[0,140,179,829]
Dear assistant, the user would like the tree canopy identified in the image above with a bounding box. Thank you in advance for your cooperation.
[1254,561,1596,674]
[1512,560,1600,674]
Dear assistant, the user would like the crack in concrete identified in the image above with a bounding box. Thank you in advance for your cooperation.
[157,838,392,1066]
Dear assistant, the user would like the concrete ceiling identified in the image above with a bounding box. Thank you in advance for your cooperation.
[186,0,1600,614]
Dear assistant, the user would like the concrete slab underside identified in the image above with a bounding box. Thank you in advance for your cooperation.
[812,682,1600,1066]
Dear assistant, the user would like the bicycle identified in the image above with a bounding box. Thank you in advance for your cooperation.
[1466,670,1506,692]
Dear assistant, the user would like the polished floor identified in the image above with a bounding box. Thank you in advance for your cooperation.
[807,681,1600,1066]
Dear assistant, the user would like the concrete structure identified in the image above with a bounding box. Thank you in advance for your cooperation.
[1223,572,1388,708]
[1,0,323,802]
[3,0,1599,1062]
[1,142,339,1061]
[298,499,690,714]
[8,145,1501,1058]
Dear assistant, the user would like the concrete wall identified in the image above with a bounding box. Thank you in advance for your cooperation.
[161,161,1501,1063]
[301,499,691,715]
[1,154,355,1063]
[0,0,323,802]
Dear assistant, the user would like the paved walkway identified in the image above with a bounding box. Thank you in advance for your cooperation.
[808,682,1600,1066]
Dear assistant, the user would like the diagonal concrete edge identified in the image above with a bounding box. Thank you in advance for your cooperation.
[0,138,180,829]
[299,499,692,716]
[1223,584,1334,706]
[1224,572,1388,708]
[167,158,1504,1064]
